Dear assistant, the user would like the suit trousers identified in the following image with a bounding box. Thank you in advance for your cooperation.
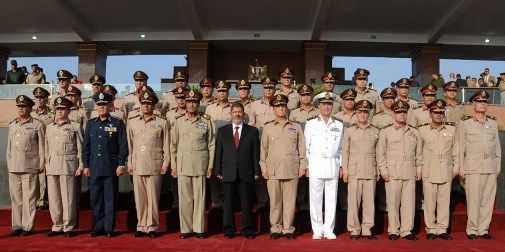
[47,175,77,232]
[210,176,223,208]
[90,176,119,232]
[465,173,497,235]
[222,178,255,233]
[347,178,376,235]
[9,172,37,231]
[267,178,298,234]
[133,175,162,232]
[178,175,206,233]
[386,179,415,237]
[309,177,338,235]
[422,180,451,234]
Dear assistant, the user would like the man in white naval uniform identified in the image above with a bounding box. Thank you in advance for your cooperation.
[304,92,344,240]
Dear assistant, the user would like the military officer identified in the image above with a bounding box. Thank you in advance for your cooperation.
[304,92,343,240]
[199,78,216,112]
[165,87,187,209]
[353,68,379,113]
[319,72,341,113]
[161,71,188,113]
[342,100,379,240]
[260,94,307,240]
[123,70,149,117]
[289,84,317,211]
[65,85,90,128]
[250,77,277,211]
[236,79,255,124]
[395,78,419,109]
[5,60,25,84]
[454,90,501,240]
[418,99,457,240]
[45,97,83,238]
[443,81,467,124]
[7,95,45,236]
[82,74,106,112]
[127,85,162,119]
[275,67,299,110]
[290,84,318,130]
[127,91,170,238]
[205,80,232,209]
[82,92,128,237]
[49,70,73,107]
[31,87,54,210]
[334,88,358,127]
[90,84,125,122]
[377,100,422,241]
[407,84,437,127]
[372,87,397,129]
[170,90,215,239]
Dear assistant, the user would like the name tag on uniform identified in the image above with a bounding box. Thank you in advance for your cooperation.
[104,126,117,132]
[196,121,207,129]
[287,128,298,134]
[330,127,340,132]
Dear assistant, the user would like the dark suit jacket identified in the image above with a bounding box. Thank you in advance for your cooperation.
[214,123,260,183]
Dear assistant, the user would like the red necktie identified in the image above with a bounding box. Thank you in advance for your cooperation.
[234,126,240,148]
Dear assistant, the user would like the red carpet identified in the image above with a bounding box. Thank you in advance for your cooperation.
[0,228,504,252]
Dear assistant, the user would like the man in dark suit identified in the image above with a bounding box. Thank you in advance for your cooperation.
[215,102,260,239]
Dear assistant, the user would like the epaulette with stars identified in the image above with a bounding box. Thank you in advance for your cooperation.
[128,114,140,120]
[445,122,456,126]
[417,123,430,128]
[486,115,496,120]
[155,114,167,121]
[382,123,394,129]
[331,116,344,123]
[461,115,472,121]
[306,115,318,121]
[374,110,384,116]
[264,119,275,125]
[289,118,300,124]
[346,123,357,128]
[199,112,211,120]
[175,113,186,120]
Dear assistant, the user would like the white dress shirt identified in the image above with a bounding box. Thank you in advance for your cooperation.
[232,122,243,139]
[304,115,344,178]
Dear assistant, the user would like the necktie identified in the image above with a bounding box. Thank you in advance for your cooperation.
[234,126,240,148]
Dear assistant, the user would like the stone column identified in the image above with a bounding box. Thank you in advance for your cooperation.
[77,42,108,81]
[304,41,327,84]
[0,48,8,81]
[411,45,441,85]
[187,41,210,83]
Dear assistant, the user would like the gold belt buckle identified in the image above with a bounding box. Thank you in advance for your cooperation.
[141,145,145,151]
[484,154,488,159]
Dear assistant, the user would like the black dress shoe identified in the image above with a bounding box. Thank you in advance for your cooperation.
[106,231,117,238]
[89,231,102,237]
[480,234,494,240]
[437,233,452,240]
[224,233,235,239]
[467,234,478,240]
[147,231,158,238]
[362,235,377,240]
[195,233,208,239]
[388,234,399,240]
[64,231,75,238]
[426,233,436,240]
[46,231,63,237]
[180,233,192,239]
[133,231,146,237]
[243,232,256,239]
[285,233,296,240]
[10,229,23,236]
[403,234,418,240]
[270,233,282,239]
[350,235,360,240]
[20,230,32,237]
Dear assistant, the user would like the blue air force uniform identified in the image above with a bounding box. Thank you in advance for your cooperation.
[82,92,128,233]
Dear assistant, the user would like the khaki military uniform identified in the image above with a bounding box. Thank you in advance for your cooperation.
[161,92,177,113]
[240,98,255,124]
[123,93,139,116]
[275,88,300,110]
[407,105,431,127]
[444,100,466,124]
[454,115,501,236]
[48,91,68,109]
[334,110,357,127]
[7,117,45,232]
[82,96,95,112]
[45,120,83,232]
[260,119,307,234]
[377,124,422,237]
[69,106,89,128]
[342,123,379,236]
[127,115,170,233]
[199,96,217,113]
[418,122,456,235]
[165,108,185,208]
[31,107,54,208]
[289,106,318,130]
[170,113,215,233]
[371,109,394,129]
[397,97,419,110]
[166,108,186,127]
[355,88,379,113]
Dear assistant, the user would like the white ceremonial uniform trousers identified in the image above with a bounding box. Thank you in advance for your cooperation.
[309,177,338,235]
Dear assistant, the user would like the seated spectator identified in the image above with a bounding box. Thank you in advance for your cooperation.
[39,68,48,84]
[471,77,477,87]
[482,67,496,86]
[430,73,445,87]
[5,60,25,84]
[449,72,456,81]
[477,77,485,87]
[456,73,467,87]
[25,67,44,84]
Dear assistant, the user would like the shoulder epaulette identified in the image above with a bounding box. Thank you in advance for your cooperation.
[444,122,456,126]
[306,115,318,121]
[32,117,43,123]
[371,124,380,130]
[461,115,472,121]
[175,113,185,120]
[418,123,430,128]
[69,119,81,124]
[264,119,275,125]
[115,106,124,112]
[374,110,384,116]
[9,118,17,124]
[408,124,416,128]
[332,116,344,123]
[128,114,140,120]
[289,119,300,124]
[382,123,394,129]
[199,112,211,120]
[156,115,167,120]
[346,123,357,128]
[486,115,496,120]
